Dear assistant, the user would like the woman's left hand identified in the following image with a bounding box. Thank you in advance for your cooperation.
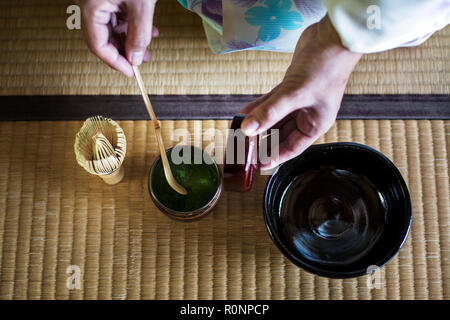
[240,15,362,170]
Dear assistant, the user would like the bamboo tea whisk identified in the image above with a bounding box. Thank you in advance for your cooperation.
[74,116,127,184]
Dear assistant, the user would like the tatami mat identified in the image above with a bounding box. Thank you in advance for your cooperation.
[0,0,449,95]
[0,119,448,300]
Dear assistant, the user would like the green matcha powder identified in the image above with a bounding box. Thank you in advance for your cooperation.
[151,146,220,212]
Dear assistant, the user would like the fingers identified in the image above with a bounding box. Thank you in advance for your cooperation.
[152,26,159,38]
[240,84,281,115]
[112,23,157,63]
[240,95,268,115]
[260,129,316,170]
[143,50,151,62]
[128,27,158,62]
[95,42,135,77]
[241,88,305,137]
[278,117,297,141]
[260,108,336,170]
[125,0,157,66]
[81,2,134,77]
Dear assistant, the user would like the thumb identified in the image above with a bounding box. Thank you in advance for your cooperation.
[126,0,157,66]
[241,91,298,137]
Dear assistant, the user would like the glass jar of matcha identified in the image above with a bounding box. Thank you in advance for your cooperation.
[148,145,222,221]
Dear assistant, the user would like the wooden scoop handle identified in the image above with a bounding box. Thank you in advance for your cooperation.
[132,66,188,195]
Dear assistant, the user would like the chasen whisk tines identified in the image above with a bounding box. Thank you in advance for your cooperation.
[74,116,127,184]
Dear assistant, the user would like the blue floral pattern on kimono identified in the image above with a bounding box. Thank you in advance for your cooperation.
[178,0,326,53]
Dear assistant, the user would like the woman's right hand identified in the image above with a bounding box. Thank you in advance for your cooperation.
[240,16,362,170]
[76,0,159,77]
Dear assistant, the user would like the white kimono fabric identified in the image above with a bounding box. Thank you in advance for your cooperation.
[177,0,449,54]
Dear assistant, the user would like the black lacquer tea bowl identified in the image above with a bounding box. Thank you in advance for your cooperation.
[263,143,412,278]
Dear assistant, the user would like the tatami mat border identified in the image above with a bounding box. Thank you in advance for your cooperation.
[0,95,449,121]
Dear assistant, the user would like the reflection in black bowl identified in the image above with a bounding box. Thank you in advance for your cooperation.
[263,143,412,278]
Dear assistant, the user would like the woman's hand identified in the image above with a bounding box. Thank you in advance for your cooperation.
[240,15,362,170]
[76,0,159,77]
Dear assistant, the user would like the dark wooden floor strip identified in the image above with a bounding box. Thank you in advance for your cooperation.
[0,95,448,121]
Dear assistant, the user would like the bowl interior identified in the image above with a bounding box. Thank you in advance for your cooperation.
[264,143,412,278]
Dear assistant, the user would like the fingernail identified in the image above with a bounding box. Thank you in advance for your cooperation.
[241,116,259,136]
[259,159,280,175]
[260,165,277,175]
[129,51,144,66]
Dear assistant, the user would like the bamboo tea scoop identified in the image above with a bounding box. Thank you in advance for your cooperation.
[132,65,188,195]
